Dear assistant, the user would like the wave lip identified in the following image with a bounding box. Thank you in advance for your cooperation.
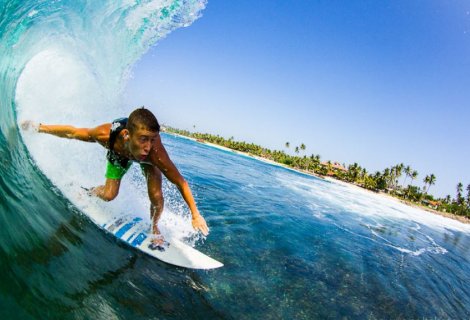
[1,0,207,128]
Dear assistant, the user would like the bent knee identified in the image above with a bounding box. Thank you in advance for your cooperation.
[102,190,118,201]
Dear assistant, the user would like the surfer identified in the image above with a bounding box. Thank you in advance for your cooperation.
[21,107,209,245]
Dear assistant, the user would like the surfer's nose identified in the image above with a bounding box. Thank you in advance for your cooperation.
[143,142,151,153]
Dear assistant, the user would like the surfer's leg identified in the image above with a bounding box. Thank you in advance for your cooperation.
[141,164,164,243]
[87,161,128,200]
[90,178,121,201]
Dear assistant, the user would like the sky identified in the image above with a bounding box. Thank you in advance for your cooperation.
[124,0,470,198]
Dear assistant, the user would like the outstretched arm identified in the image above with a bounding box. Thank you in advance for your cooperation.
[38,124,95,141]
[22,121,111,145]
[150,136,209,235]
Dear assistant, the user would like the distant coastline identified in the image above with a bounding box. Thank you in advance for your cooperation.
[163,126,470,225]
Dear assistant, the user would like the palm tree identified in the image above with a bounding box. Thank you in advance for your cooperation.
[466,184,470,206]
[360,168,367,183]
[423,174,436,194]
[404,170,418,199]
[410,170,418,186]
[445,195,452,204]
[394,163,404,189]
[326,160,332,174]
[285,142,290,149]
[382,168,391,190]
[403,165,411,186]
[295,146,299,154]
[300,143,306,152]
[348,162,361,183]
[428,174,436,193]
[456,182,464,205]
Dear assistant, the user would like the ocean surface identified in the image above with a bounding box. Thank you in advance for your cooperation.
[2,1,470,319]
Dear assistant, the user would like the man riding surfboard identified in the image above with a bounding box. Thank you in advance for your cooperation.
[22,107,209,246]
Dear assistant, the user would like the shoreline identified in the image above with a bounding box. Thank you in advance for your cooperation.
[165,131,470,226]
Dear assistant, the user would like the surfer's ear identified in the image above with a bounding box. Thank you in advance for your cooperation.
[122,129,130,139]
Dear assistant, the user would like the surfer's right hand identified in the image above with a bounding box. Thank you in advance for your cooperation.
[21,120,39,132]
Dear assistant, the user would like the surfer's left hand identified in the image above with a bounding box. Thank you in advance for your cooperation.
[192,213,209,236]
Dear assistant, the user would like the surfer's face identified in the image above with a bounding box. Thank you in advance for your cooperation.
[128,126,159,161]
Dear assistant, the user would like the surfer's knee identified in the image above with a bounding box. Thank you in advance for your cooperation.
[102,188,118,201]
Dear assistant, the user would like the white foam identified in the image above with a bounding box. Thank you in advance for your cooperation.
[124,0,206,45]
[15,49,104,126]
[27,10,38,18]
[275,171,470,234]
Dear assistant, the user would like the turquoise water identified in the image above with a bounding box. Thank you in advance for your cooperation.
[2,1,470,319]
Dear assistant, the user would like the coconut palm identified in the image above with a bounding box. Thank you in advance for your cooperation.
[403,165,411,186]
[456,182,464,205]
[466,184,470,206]
[382,168,391,190]
[445,195,452,204]
[394,163,404,189]
[410,170,418,186]
[423,174,436,194]
[348,162,361,183]
[326,160,332,173]
[429,174,436,193]
[285,142,290,149]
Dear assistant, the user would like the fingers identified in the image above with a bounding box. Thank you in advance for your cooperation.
[193,216,209,236]
[199,222,209,236]
[21,121,39,132]
[20,121,31,130]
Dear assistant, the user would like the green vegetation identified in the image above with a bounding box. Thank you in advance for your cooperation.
[164,126,470,219]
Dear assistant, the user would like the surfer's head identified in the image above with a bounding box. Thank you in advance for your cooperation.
[127,107,160,134]
[125,107,160,161]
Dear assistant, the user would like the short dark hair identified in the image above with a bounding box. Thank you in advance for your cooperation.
[127,107,160,133]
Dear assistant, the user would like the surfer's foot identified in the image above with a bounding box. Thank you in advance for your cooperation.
[150,234,165,246]
[148,234,169,251]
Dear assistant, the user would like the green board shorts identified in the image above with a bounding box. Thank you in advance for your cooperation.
[105,161,150,180]
[105,160,132,180]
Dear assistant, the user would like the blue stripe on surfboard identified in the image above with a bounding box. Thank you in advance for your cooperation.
[131,233,147,246]
[108,218,125,232]
[115,217,142,238]
[126,222,149,243]
[126,231,137,242]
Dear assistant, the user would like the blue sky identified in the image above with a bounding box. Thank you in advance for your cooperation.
[125,0,470,198]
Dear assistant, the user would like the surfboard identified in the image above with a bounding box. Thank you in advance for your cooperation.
[101,214,223,269]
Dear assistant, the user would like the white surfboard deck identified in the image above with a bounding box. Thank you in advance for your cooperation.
[96,214,223,270]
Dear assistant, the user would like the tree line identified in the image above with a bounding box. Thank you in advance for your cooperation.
[164,126,470,218]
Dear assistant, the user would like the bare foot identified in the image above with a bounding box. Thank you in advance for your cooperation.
[150,234,165,246]
[148,234,170,251]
